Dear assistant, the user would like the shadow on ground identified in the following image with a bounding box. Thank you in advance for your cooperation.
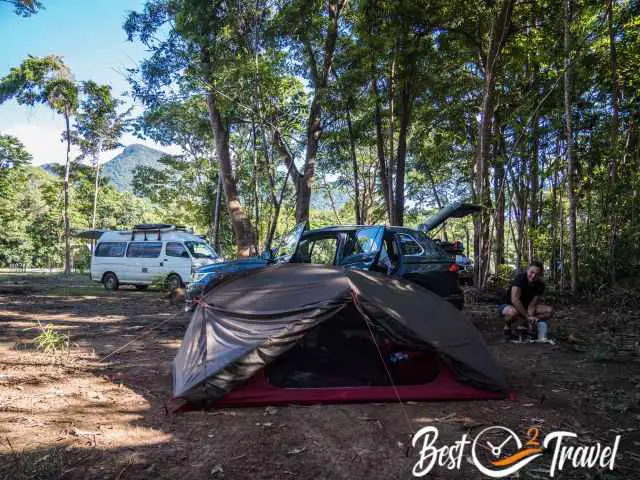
[1,273,639,479]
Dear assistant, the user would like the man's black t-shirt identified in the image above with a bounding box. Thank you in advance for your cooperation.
[505,272,544,308]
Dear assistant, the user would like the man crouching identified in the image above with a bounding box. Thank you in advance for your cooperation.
[499,261,553,341]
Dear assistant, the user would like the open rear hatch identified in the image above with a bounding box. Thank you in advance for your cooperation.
[418,201,482,233]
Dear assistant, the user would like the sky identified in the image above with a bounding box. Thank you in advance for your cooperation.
[0,0,179,165]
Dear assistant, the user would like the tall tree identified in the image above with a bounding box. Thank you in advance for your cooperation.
[607,0,620,286]
[45,78,79,274]
[73,81,127,230]
[125,0,257,256]
[271,0,349,224]
[0,55,78,274]
[474,0,515,287]
[564,0,578,293]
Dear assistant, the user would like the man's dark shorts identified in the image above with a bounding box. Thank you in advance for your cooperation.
[497,304,510,318]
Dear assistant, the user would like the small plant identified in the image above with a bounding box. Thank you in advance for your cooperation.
[33,321,70,355]
[150,274,169,291]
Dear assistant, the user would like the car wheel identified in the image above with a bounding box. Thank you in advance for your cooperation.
[135,285,149,291]
[167,274,183,292]
[103,273,119,291]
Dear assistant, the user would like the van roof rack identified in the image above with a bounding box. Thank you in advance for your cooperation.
[130,224,175,241]
[127,224,194,240]
[133,223,175,230]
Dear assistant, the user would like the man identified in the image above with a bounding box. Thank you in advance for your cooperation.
[500,261,553,340]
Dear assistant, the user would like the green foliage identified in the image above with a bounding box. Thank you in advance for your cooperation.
[32,321,70,356]
[5,0,44,17]
[0,55,69,105]
[150,274,169,291]
[73,80,128,165]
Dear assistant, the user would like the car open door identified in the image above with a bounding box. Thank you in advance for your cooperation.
[272,222,307,263]
[418,201,482,233]
[339,226,384,270]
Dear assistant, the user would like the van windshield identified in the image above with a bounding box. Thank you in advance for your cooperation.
[185,241,218,259]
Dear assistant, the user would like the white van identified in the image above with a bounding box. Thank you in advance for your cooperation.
[90,224,220,291]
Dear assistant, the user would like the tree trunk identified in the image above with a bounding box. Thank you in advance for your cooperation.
[494,157,505,274]
[528,115,539,262]
[291,0,347,224]
[91,142,102,232]
[550,141,560,286]
[387,56,396,223]
[559,177,565,290]
[346,109,361,224]
[607,0,620,286]
[63,108,72,275]
[564,0,578,293]
[212,171,222,253]
[252,122,260,252]
[264,160,292,253]
[206,91,255,257]
[372,80,391,222]
[393,79,411,226]
[474,0,514,287]
[264,128,291,253]
[474,66,494,285]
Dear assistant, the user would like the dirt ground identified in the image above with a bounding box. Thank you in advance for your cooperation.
[1,272,639,479]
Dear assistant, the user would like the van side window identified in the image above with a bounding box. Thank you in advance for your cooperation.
[166,242,189,258]
[95,242,127,257]
[126,242,162,258]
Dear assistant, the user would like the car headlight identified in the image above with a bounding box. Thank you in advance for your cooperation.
[190,271,213,284]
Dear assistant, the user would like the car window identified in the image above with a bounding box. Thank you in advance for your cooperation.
[397,233,424,256]
[126,242,163,258]
[185,241,218,259]
[296,236,337,264]
[309,237,337,264]
[344,227,383,257]
[274,222,307,262]
[94,242,126,257]
[413,231,450,258]
[166,242,190,258]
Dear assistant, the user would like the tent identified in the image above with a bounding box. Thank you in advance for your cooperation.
[173,264,508,407]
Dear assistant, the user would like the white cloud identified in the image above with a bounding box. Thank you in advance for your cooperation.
[4,122,76,166]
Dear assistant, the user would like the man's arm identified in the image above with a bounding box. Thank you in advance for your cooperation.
[527,296,539,319]
[510,286,531,319]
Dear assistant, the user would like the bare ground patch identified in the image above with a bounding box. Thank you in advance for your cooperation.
[1,274,639,479]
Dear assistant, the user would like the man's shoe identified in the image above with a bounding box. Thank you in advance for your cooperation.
[504,326,517,342]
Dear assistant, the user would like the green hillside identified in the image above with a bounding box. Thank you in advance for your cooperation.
[101,144,167,191]
[40,144,167,192]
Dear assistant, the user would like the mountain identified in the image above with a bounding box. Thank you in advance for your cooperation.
[39,144,168,192]
[101,144,167,192]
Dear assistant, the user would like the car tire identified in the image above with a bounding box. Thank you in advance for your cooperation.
[134,285,149,291]
[167,274,183,292]
[103,273,119,291]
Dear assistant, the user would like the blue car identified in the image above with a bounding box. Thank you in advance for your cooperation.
[187,203,480,310]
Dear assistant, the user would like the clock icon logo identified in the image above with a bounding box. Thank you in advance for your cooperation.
[471,426,544,478]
